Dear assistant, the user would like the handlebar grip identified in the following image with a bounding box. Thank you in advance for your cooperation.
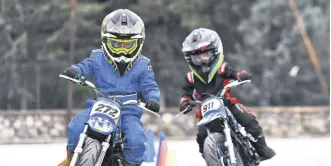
[176,106,193,117]
[183,105,193,114]
[183,107,192,114]
[189,101,197,107]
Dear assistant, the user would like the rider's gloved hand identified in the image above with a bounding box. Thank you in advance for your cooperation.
[236,70,252,82]
[63,66,80,79]
[146,99,160,113]
[179,100,193,114]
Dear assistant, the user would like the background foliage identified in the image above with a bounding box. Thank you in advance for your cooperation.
[0,0,329,109]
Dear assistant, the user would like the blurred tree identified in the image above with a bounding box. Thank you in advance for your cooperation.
[0,0,328,109]
[232,0,330,106]
[0,0,100,109]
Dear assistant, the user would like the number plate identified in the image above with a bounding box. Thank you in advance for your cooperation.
[201,98,222,117]
[90,100,120,119]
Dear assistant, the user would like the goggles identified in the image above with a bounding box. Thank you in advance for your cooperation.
[106,37,139,57]
[190,50,215,65]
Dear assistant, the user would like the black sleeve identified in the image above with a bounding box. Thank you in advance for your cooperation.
[181,76,194,99]
[222,63,239,80]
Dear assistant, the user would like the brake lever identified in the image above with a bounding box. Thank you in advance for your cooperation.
[176,104,193,117]
[183,106,193,114]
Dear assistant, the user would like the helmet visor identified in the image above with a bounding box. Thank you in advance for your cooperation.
[190,50,214,65]
[107,37,138,58]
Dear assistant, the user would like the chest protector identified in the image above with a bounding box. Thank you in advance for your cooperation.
[187,63,238,119]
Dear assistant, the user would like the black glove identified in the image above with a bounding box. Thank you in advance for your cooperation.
[63,67,79,79]
[237,71,252,82]
[179,101,193,114]
[146,100,160,113]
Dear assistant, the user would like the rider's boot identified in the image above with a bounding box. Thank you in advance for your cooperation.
[250,134,276,161]
[58,147,73,166]
[231,103,276,161]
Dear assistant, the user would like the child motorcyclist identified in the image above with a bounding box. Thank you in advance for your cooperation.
[179,28,275,161]
[58,9,160,166]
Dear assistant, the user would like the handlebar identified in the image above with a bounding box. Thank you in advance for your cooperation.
[59,74,96,89]
[122,100,160,118]
[218,80,251,97]
[176,80,251,118]
[60,74,108,98]
[176,100,201,117]
[59,74,160,117]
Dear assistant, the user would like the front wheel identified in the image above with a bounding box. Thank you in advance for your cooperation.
[76,137,101,166]
[204,133,244,166]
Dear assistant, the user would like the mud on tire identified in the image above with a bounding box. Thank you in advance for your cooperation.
[77,137,101,166]
[204,133,244,166]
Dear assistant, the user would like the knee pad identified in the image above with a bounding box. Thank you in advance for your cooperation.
[230,104,257,127]
[235,103,253,115]
[244,121,263,137]
[85,99,95,107]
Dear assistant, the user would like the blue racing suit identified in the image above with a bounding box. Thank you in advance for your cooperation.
[67,49,160,164]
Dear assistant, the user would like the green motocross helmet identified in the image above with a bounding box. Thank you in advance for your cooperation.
[101,9,145,76]
[182,28,224,84]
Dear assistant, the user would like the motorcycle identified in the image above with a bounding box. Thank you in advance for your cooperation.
[177,80,261,166]
[59,74,160,166]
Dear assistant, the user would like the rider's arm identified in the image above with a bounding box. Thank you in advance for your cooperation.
[63,53,94,78]
[72,53,94,77]
[218,62,251,81]
[139,61,160,102]
[179,73,195,105]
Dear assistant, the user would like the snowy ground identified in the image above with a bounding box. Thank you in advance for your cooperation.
[0,137,329,166]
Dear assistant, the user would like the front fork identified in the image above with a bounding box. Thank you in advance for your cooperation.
[70,125,89,166]
[95,134,112,166]
[69,124,112,166]
[223,121,236,165]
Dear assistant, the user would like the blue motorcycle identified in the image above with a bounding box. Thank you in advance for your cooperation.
[177,80,261,166]
[59,75,160,166]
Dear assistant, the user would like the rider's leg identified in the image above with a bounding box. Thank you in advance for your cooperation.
[196,126,208,157]
[226,103,275,160]
[121,105,146,166]
[58,108,91,166]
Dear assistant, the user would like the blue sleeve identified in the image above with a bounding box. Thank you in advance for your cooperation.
[72,55,94,77]
[139,61,160,102]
